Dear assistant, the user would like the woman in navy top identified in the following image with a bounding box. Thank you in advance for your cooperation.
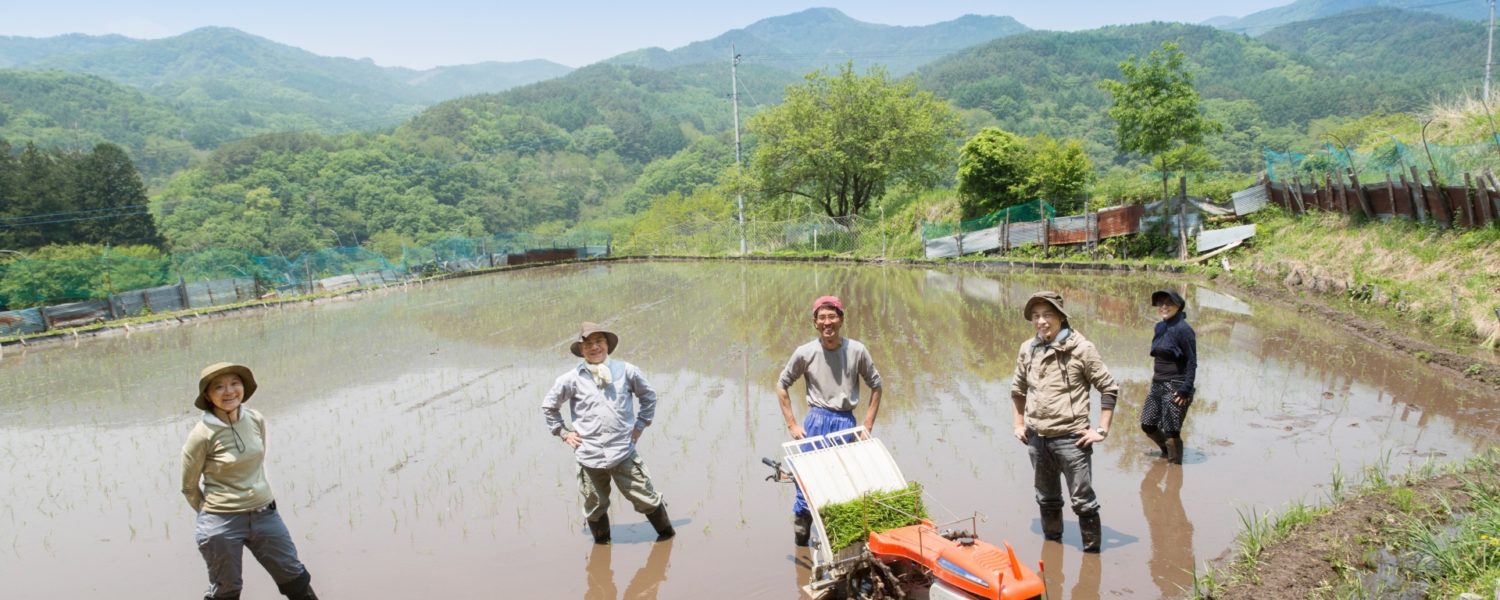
[1140,290,1197,464]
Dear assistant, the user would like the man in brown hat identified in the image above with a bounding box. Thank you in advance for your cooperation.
[1010,291,1119,553]
[543,322,674,545]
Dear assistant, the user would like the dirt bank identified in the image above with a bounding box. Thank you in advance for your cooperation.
[1204,454,1500,599]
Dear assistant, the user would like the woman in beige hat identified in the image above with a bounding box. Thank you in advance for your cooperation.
[180,363,319,600]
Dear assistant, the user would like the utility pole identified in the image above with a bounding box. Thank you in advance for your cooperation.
[1489,0,1496,101]
[732,46,746,255]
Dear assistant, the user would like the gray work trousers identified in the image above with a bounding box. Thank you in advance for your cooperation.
[1027,432,1100,516]
[194,502,308,598]
[577,450,663,521]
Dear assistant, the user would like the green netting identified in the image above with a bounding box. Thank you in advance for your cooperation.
[922,200,1056,239]
[0,231,611,311]
[1265,138,1500,184]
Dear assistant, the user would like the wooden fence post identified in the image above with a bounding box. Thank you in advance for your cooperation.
[1385,173,1398,219]
[1290,175,1307,213]
[1042,216,1049,254]
[1347,169,1374,218]
[955,219,964,256]
[1426,168,1453,226]
[1482,171,1494,225]
[1177,176,1189,259]
[1464,172,1478,228]
[1335,176,1348,215]
[1401,171,1426,222]
[1002,212,1011,252]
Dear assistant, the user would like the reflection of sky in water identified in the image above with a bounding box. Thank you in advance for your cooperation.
[0,261,1494,599]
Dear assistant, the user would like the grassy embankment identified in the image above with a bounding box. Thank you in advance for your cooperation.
[1191,449,1500,599]
[1212,205,1499,347]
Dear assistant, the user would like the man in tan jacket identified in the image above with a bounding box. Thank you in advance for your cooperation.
[1010,291,1119,553]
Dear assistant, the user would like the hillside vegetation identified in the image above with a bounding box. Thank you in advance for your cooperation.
[0,27,572,156]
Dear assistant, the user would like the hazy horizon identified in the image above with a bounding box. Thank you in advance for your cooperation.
[3,1,1295,69]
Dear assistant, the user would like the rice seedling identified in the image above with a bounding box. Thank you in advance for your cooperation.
[818,482,927,551]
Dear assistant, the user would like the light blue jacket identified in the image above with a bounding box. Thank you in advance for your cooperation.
[542,359,658,469]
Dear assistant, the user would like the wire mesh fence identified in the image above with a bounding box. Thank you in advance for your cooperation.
[0,230,612,337]
[616,214,882,257]
[1264,139,1500,184]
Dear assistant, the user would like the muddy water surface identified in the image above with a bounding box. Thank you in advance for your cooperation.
[2,261,1496,599]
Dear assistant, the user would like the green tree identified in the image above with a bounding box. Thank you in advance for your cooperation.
[72,143,161,247]
[1027,134,1094,214]
[1099,41,1222,199]
[956,127,1033,217]
[0,243,166,307]
[749,63,961,223]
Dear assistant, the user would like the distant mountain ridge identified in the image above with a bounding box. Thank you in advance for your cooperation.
[0,27,573,134]
[1209,0,1490,36]
[604,7,1030,75]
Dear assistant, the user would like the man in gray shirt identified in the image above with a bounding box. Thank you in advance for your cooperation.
[543,322,674,545]
[776,295,884,546]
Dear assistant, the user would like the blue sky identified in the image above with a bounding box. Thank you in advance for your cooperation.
[2,1,1295,69]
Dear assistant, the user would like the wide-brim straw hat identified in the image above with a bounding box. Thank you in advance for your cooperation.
[195,362,257,410]
[570,322,619,357]
[1022,290,1070,323]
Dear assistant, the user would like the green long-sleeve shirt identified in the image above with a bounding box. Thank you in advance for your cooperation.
[180,408,274,513]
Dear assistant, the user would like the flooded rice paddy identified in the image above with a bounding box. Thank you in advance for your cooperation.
[2,261,1496,599]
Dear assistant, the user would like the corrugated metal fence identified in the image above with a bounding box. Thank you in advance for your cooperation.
[925,204,1145,259]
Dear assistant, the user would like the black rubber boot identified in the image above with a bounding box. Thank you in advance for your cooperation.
[1079,511,1102,553]
[1040,507,1063,541]
[588,514,611,545]
[1166,436,1183,465]
[793,511,812,547]
[1143,428,1169,457]
[645,503,675,540]
[276,570,317,600]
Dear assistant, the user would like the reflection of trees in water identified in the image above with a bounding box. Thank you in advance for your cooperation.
[12,260,1492,441]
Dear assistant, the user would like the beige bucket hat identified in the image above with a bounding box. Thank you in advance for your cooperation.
[195,362,257,410]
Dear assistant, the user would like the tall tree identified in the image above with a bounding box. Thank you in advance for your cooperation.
[72,143,162,247]
[750,63,961,223]
[1027,134,1094,214]
[1099,42,1222,199]
[956,127,1033,217]
[6,143,67,249]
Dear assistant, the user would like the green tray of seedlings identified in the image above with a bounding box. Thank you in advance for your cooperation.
[818,482,928,550]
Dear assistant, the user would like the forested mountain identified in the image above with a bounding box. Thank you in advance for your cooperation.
[148,62,798,254]
[392,60,579,98]
[0,28,572,146]
[605,7,1029,76]
[1257,7,1483,74]
[1211,0,1489,35]
[0,33,136,66]
[0,70,199,180]
[916,13,1486,172]
[142,7,1495,254]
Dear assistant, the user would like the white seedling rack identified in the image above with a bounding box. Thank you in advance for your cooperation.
[780,426,908,569]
